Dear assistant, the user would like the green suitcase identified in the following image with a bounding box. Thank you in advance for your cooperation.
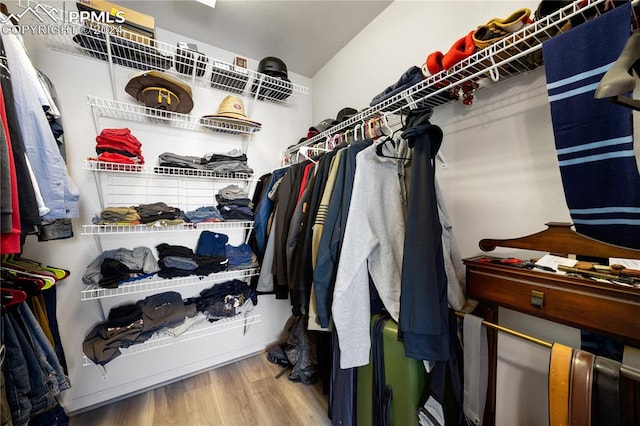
[356,314,428,426]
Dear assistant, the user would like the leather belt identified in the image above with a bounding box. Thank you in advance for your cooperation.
[593,356,621,426]
[569,349,594,426]
[621,344,640,382]
[549,342,573,426]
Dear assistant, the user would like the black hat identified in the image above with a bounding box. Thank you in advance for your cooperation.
[309,118,338,134]
[257,56,288,79]
[307,118,338,139]
[336,107,358,123]
[98,258,130,288]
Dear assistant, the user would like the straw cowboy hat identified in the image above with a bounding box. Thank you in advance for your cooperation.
[201,95,261,128]
[125,70,194,114]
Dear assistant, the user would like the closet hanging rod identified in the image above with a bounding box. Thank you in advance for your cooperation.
[455,310,640,382]
[454,310,552,348]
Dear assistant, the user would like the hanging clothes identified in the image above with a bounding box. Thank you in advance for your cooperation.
[399,106,450,362]
[0,83,21,254]
[0,35,40,235]
[332,141,406,369]
[2,302,71,426]
[313,139,372,329]
[1,31,79,221]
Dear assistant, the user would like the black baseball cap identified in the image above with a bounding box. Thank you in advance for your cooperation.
[336,107,358,122]
[309,118,339,134]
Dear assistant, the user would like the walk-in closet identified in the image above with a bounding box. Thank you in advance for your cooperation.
[2,0,640,425]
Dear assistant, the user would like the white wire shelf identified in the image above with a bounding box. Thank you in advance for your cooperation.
[81,267,260,300]
[83,312,261,366]
[83,159,253,182]
[88,96,261,135]
[81,220,253,235]
[283,0,608,160]
[43,10,308,105]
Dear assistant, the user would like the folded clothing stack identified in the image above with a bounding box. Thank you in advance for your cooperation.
[216,184,254,221]
[134,202,184,226]
[183,206,224,223]
[156,149,253,177]
[190,279,258,322]
[82,246,160,288]
[94,128,145,165]
[92,207,141,225]
[226,243,258,271]
[204,149,253,176]
[156,242,228,279]
[195,230,228,256]
[83,291,196,365]
[157,152,207,170]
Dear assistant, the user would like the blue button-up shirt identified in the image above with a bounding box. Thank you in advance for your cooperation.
[2,32,79,219]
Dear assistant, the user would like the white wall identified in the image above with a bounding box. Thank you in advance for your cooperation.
[17,2,311,413]
[312,1,581,425]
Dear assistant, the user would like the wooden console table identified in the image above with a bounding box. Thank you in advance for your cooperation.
[464,223,640,425]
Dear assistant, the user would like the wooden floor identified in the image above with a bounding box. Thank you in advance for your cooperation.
[70,353,331,426]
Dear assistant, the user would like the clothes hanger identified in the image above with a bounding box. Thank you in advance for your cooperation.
[0,266,56,290]
[1,288,27,307]
[299,145,329,164]
[368,118,379,139]
[2,276,43,297]
[382,113,394,136]
[374,135,410,160]
[375,110,411,160]
[2,254,70,280]
[594,30,640,110]
[299,146,317,164]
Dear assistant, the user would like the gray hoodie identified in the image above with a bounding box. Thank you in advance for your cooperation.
[332,142,405,369]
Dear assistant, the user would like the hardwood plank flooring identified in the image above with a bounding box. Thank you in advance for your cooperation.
[70,354,331,426]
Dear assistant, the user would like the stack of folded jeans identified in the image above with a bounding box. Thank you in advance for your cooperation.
[156,149,253,177]
[226,243,258,270]
[134,202,184,226]
[157,152,208,173]
[216,184,254,221]
[218,204,254,221]
[92,207,141,225]
[203,149,253,176]
[184,206,224,223]
[95,128,145,164]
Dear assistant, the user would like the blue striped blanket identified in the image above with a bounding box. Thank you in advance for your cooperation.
[543,2,640,249]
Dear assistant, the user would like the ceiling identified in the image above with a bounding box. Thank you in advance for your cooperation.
[126,1,393,78]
